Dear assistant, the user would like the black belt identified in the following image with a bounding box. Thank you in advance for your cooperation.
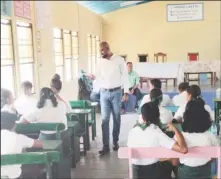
[103,86,121,92]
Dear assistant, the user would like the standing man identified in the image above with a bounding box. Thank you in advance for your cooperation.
[91,42,129,155]
[127,62,142,107]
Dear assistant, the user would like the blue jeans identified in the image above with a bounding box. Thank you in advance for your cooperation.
[100,88,122,148]
[90,91,100,103]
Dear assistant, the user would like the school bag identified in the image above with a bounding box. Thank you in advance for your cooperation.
[78,70,93,100]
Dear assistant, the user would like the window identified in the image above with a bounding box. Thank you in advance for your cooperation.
[53,28,64,80]
[1,19,15,95]
[17,21,35,91]
[88,34,100,73]
[72,31,79,77]
[63,30,72,81]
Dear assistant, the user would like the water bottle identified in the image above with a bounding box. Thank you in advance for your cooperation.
[210,123,218,136]
[216,88,221,98]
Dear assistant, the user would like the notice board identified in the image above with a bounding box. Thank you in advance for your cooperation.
[14,1,31,19]
[167,3,203,22]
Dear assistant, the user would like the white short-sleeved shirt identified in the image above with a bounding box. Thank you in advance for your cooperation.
[1,105,16,114]
[140,94,171,107]
[14,95,37,115]
[176,131,220,167]
[127,124,175,165]
[1,130,34,179]
[22,99,67,134]
[138,107,173,125]
[92,79,101,93]
[172,91,187,107]
[174,104,215,121]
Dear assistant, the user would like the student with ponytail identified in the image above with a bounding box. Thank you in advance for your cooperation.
[50,74,72,113]
[127,102,187,179]
[174,85,214,122]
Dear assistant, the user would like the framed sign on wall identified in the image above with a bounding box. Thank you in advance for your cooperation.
[167,3,203,22]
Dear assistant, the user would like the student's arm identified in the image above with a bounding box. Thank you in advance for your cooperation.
[139,95,150,108]
[19,110,39,124]
[167,123,188,154]
[173,105,184,121]
[32,139,44,148]
[204,105,215,121]
[17,134,43,149]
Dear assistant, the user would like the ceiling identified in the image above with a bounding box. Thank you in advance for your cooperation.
[76,1,151,15]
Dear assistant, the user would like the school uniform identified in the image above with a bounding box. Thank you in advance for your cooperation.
[127,124,176,179]
[140,94,171,107]
[22,99,67,140]
[1,130,34,179]
[172,91,187,107]
[176,131,219,179]
[174,104,215,121]
[14,95,37,115]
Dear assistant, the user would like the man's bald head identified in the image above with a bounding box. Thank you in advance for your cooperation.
[100,41,112,59]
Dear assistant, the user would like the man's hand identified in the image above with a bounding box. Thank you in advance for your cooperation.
[122,93,129,102]
[89,74,95,80]
[166,123,177,132]
[129,88,134,94]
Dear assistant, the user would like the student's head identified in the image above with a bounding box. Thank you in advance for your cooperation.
[50,74,62,93]
[100,41,111,58]
[186,85,205,105]
[178,82,189,93]
[141,102,160,126]
[127,62,133,73]
[37,87,58,109]
[150,88,163,106]
[21,81,33,95]
[149,79,161,91]
[182,100,212,133]
[1,88,14,108]
[1,111,17,131]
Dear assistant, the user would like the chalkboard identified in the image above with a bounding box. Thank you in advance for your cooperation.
[167,3,203,22]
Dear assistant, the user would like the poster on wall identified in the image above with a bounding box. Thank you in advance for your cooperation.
[1,1,11,16]
[167,3,203,22]
[14,0,31,19]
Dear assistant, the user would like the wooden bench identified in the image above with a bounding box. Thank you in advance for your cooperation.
[1,151,60,178]
[118,147,221,179]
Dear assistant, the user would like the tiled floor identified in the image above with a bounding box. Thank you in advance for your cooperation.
[72,113,139,178]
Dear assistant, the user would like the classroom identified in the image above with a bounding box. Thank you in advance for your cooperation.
[1,1,221,179]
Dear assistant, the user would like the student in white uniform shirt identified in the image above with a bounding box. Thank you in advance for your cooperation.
[14,81,37,115]
[1,112,43,179]
[128,102,188,179]
[174,85,214,122]
[172,82,189,106]
[20,87,67,140]
[1,88,16,114]
[50,74,72,113]
[140,79,171,107]
[172,100,219,179]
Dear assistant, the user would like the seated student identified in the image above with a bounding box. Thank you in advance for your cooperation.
[127,102,187,179]
[50,74,72,113]
[172,82,189,106]
[140,79,171,107]
[127,62,142,106]
[14,81,37,115]
[174,85,214,122]
[1,111,43,179]
[172,100,219,179]
[20,87,67,140]
[150,88,173,125]
[1,88,16,113]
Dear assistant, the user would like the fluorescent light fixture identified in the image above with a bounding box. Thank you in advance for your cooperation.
[120,1,143,7]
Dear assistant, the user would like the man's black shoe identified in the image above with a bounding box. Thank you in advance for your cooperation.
[99,148,110,155]
[113,143,119,151]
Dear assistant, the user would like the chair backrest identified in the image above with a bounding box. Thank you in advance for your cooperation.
[15,123,65,134]
[118,146,221,178]
[69,100,90,109]
[154,52,167,63]
[188,52,199,62]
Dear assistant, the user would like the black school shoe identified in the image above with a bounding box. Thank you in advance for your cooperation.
[113,143,119,151]
[99,147,110,156]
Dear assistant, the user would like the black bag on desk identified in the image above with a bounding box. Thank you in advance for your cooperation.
[78,70,92,100]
